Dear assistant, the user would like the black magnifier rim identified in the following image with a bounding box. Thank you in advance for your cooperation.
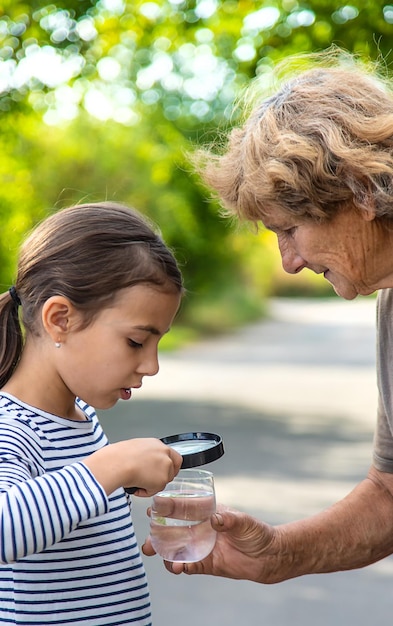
[160,431,224,469]
[124,431,224,493]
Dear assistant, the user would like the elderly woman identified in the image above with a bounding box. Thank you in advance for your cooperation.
[143,48,393,583]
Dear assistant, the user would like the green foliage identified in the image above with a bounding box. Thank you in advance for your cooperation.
[2,0,392,125]
[1,0,393,330]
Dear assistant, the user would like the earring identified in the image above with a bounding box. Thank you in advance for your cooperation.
[55,342,61,348]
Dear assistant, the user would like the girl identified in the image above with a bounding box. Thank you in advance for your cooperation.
[0,201,183,625]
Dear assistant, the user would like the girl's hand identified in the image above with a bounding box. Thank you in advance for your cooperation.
[83,438,182,496]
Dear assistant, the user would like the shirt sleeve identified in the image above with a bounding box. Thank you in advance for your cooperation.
[373,288,393,472]
[0,418,109,563]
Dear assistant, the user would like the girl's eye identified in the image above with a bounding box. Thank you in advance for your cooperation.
[128,339,143,349]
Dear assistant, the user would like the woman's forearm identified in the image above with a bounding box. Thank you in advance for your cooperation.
[267,465,393,582]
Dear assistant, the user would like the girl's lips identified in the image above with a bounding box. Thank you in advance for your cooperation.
[120,388,132,401]
[120,385,142,400]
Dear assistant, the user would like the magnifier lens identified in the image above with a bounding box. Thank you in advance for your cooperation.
[161,432,224,469]
[167,440,217,455]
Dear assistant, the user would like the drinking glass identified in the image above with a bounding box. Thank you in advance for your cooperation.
[150,469,216,563]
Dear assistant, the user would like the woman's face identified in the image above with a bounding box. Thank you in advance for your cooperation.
[263,203,387,300]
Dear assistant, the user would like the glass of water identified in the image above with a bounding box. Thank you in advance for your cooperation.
[150,469,216,563]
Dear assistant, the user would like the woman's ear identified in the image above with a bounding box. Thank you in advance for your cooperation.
[354,180,376,221]
[41,296,75,343]
[362,200,377,222]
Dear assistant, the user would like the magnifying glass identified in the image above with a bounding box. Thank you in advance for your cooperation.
[125,431,224,494]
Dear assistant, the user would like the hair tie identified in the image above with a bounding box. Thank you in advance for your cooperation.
[9,286,21,308]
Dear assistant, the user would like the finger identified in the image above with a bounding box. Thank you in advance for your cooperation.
[164,560,187,575]
[212,504,255,528]
[152,493,213,519]
[151,494,175,516]
[131,488,151,498]
[165,558,207,575]
[169,448,183,472]
[210,506,239,531]
[142,539,156,556]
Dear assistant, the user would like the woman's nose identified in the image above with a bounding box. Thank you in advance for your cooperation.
[278,240,306,275]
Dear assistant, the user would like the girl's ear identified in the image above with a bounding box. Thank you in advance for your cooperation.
[41,296,76,343]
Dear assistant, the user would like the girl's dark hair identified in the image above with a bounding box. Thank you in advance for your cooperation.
[0,201,183,387]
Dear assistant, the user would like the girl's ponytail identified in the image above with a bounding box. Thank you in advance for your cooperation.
[0,290,23,388]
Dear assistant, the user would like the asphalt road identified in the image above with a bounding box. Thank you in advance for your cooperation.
[99,296,393,625]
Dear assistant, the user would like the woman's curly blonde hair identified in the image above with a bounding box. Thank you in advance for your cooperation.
[197,47,393,224]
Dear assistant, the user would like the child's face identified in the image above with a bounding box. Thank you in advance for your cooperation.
[56,284,181,409]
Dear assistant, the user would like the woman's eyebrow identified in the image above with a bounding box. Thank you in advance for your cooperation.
[264,223,279,233]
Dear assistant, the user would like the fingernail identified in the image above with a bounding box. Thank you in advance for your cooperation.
[214,513,224,526]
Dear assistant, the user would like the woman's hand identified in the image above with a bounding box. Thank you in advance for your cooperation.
[142,504,280,583]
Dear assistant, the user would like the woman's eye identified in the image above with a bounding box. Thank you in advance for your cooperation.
[128,339,143,349]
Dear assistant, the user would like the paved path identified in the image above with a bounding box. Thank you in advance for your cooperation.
[99,296,392,625]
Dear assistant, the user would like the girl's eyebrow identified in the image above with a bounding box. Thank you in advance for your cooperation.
[133,325,170,336]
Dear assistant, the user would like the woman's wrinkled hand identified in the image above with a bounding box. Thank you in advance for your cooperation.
[142,504,281,583]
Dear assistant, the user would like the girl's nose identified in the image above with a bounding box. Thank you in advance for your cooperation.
[138,353,159,377]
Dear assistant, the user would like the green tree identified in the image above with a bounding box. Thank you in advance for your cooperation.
[2,1,392,125]
[0,1,392,331]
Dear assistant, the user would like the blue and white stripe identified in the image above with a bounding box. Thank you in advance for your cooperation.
[0,393,151,625]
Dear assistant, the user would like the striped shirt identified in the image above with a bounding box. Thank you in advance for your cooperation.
[0,393,151,625]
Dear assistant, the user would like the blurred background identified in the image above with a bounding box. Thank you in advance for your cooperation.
[1,0,390,340]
